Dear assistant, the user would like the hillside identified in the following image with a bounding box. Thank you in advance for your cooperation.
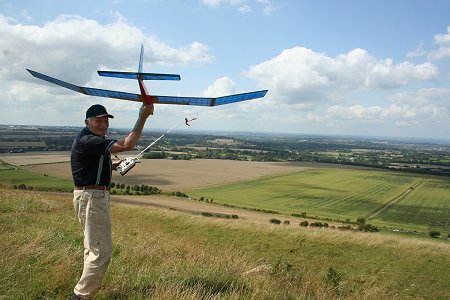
[1,189,449,299]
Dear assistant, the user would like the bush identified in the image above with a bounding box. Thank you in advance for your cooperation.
[338,225,353,231]
[270,218,281,224]
[310,222,325,227]
[283,220,290,225]
[356,217,366,225]
[299,220,309,227]
[292,212,307,218]
[358,224,379,232]
[429,231,441,238]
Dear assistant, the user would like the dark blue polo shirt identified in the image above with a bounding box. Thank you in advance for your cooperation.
[71,127,116,187]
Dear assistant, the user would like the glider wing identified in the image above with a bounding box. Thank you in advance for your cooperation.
[27,69,268,106]
[27,69,141,101]
[155,90,268,107]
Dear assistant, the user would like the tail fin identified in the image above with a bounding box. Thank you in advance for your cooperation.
[138,44,144,73]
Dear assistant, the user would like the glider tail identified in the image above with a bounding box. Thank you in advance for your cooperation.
[97,44,180,80]
[138,44,144,73]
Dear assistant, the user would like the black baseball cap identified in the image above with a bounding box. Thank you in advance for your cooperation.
[85,104,114,119]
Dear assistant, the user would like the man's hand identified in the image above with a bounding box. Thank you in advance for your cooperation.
[112,160,122,171]
[140,103,154,118]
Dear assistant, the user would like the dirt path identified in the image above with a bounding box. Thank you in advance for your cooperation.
[366,177,427,220]
[111,194,341,228]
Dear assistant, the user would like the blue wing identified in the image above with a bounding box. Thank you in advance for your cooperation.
[156,90,268,106]
[27,69,141,101]
[27,69,267,106]
[98,71,181,81]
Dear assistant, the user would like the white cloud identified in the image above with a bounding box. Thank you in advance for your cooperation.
[434,25,450,45]
[327,105,383,121]
[383,88,449,123]
[201,0,274,14]
[245,47,438,109]
[20,10,32,21]
[0,14,213,84]
[326,88,450,126]
[428,26,450,60]
[407,41,426,58]
[238,5,252,13]
[202,76,236,97]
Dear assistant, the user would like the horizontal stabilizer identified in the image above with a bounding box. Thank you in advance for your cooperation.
[98,71,180,81]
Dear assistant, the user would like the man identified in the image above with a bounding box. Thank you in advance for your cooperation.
[70,103,153,299]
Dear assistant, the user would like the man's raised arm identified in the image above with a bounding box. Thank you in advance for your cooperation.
[110,104,153,154]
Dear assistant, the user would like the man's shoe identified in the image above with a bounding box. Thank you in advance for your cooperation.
[70,292,83,300]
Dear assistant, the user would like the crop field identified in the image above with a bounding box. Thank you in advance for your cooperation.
[0,168,72,191]
[1,152,310,191]
[2,152,449,234]
[372,176,450,231]
[187,168,450,233]
[187,168,420,218]
[0,151,70,165]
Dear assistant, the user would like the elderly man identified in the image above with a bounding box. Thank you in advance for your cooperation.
[70,103,153,299]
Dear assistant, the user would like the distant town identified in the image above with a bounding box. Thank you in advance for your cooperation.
[1,124,450,177]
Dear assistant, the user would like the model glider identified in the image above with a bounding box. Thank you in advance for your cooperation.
[26,45,268,107]
[185,116,198,126]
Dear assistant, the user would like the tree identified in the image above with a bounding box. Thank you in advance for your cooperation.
[429,231,441,238]
[356,217,366,225]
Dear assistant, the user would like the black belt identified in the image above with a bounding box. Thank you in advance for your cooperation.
[74,185,110,190]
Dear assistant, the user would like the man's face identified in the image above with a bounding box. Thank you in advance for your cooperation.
[85,116,109,137]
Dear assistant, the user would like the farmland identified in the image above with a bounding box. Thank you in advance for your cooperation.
[0,167,72,192]
[187,168,450,234]
[187,168,419,219]
[1,151,449,236]
[1,143,449,299]
[372,176,450,231]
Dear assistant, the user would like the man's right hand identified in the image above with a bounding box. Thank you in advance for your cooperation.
[139,103,154,118]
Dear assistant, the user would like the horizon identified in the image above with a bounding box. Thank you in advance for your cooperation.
[2,123,450,146]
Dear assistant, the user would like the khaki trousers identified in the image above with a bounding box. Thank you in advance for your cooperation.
[73,189,112,298]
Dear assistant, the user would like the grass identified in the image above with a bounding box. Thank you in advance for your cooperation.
[0,167,73,191]
[1,188,449,299]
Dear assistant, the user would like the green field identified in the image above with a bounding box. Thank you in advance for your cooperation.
[0,168,72,191]
[372,177,450,231]
[1,189,449,299]
[1,160,449,235]
[188,168,450,234]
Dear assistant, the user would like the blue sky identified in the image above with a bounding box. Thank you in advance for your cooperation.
[1,0,450,140]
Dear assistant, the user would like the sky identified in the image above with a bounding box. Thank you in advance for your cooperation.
[1,0,450,140]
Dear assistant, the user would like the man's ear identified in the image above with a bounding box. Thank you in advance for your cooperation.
[85,119,89,127]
